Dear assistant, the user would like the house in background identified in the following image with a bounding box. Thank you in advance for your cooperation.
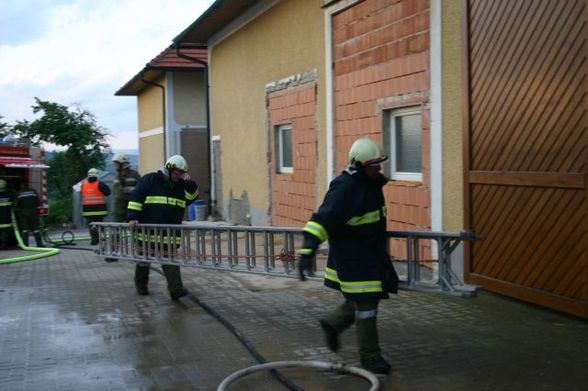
[173,0,586,318]
[118,0,586,317]
[115,44,210,206]
[173,0,437,248]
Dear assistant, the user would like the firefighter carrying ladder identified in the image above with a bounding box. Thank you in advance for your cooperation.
[94,222,481,297]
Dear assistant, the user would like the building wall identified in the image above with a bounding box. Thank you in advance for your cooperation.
[137,82,166,174]
[330,0,431,258]
[138,82,165,133]
[268,80,318,227]
[442,0,464,231]
[209,0,325,225]
[172,72,207,125]
[169,72,210,206]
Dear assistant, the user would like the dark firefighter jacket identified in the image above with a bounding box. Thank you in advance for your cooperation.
[14,188,40,214]
[300,167,398,301]
[112,168,141,222]
[127,168,199,245]
[81,178,111,217]
[0,189,14,228]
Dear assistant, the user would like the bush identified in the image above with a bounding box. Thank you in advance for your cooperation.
[45,196,73,225]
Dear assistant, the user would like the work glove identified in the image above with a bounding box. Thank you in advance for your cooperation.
[297,254,315,281]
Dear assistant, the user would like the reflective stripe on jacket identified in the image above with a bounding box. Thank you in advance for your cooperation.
[127,167,199,225]
[302,168,397,301]
[81,180,108,217]
[112,169,141,222]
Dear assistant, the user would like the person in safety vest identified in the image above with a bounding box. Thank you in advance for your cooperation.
[105,153,141,262]
[127,155,199,300]
[0,179,15,250]
[81,168,111,245]
[14,182,44,247]
[297,137,399,375]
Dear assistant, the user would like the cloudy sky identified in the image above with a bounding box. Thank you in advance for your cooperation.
[0,0,215,151]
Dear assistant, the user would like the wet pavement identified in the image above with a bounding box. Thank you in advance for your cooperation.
[1,242,587,390]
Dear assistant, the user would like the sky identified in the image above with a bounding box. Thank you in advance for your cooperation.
[0,0,215,151]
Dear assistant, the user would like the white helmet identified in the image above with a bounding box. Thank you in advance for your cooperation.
[112,152,129,165]
[348,138,388,168]
[0,179,6,190]
[87,168,99,177]
[165,155,188,172]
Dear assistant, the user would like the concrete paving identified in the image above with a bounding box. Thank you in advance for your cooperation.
[0,243,587,390]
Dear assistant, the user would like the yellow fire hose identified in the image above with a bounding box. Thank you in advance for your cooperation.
[0,212,60,264]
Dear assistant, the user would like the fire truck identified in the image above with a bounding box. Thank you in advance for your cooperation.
[0,136,49,215]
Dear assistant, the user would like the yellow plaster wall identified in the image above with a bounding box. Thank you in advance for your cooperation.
[210,0,325,214]
[173,72,207,125]
[138,134,165,174]
[138,81,165,132]
[442,0,464,230]
[137,81,166,175]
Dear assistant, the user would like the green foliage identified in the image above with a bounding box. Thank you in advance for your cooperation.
[45,195,73,225]
[0,115,10,138]
[12,98,109,154]
[9,98,111,223]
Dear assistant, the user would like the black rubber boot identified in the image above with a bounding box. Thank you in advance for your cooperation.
[136,286,149,296]
[134,263,150,295]
[33,232,44,247]
[360,357,392,375]
[319,319,340,352]
[170,287,188,301]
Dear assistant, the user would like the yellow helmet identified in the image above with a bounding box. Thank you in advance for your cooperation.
[348,138,388,168]
[0,179,6,190]
[165,155,188,172]
[87,168,99,177]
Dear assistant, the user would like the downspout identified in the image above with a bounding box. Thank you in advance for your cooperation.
[175,44,213,214]
[140,72,167,161]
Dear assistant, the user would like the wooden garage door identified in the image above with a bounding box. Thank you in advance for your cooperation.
[464,0,587,317]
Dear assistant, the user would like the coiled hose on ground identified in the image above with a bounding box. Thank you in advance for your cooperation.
[0,212,60,264]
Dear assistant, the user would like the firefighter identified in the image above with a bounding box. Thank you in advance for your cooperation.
[297,138,399,375]
[127,155,199,300]
[81,168,111,245]
[111,153,141,222]
[105,153,141,262]
[14,181,44,247]
[0,179,15,250]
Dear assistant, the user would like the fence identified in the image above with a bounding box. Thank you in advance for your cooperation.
[94,222,481,297]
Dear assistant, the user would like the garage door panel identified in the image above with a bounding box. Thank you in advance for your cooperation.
[467,0,586,318]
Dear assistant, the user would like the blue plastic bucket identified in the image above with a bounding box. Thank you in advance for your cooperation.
[189,200,206,221]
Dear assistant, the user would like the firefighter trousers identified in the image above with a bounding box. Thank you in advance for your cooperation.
[134,262,184,295]
[325,299,381,361]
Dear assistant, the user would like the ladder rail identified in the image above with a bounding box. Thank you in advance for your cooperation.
[94,223,481,296]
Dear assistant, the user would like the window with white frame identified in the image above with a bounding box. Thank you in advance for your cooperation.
[275,124,293,173]
[384,106,422,181]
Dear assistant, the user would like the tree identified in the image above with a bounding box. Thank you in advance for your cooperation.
[0,115,10,139]
[11,98,110,224]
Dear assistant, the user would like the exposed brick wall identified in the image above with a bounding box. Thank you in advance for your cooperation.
[333,0,431,260]
[268,83,317,227]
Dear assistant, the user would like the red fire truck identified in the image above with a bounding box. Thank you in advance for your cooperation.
[0,137,49,215]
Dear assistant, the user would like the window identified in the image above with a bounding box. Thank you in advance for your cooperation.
[384,107,422,181]
[275,124,293,173]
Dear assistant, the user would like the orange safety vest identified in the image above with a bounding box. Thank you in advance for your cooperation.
[81,180,106,206]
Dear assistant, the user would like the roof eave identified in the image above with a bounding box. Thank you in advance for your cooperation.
[173,0,262,45]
